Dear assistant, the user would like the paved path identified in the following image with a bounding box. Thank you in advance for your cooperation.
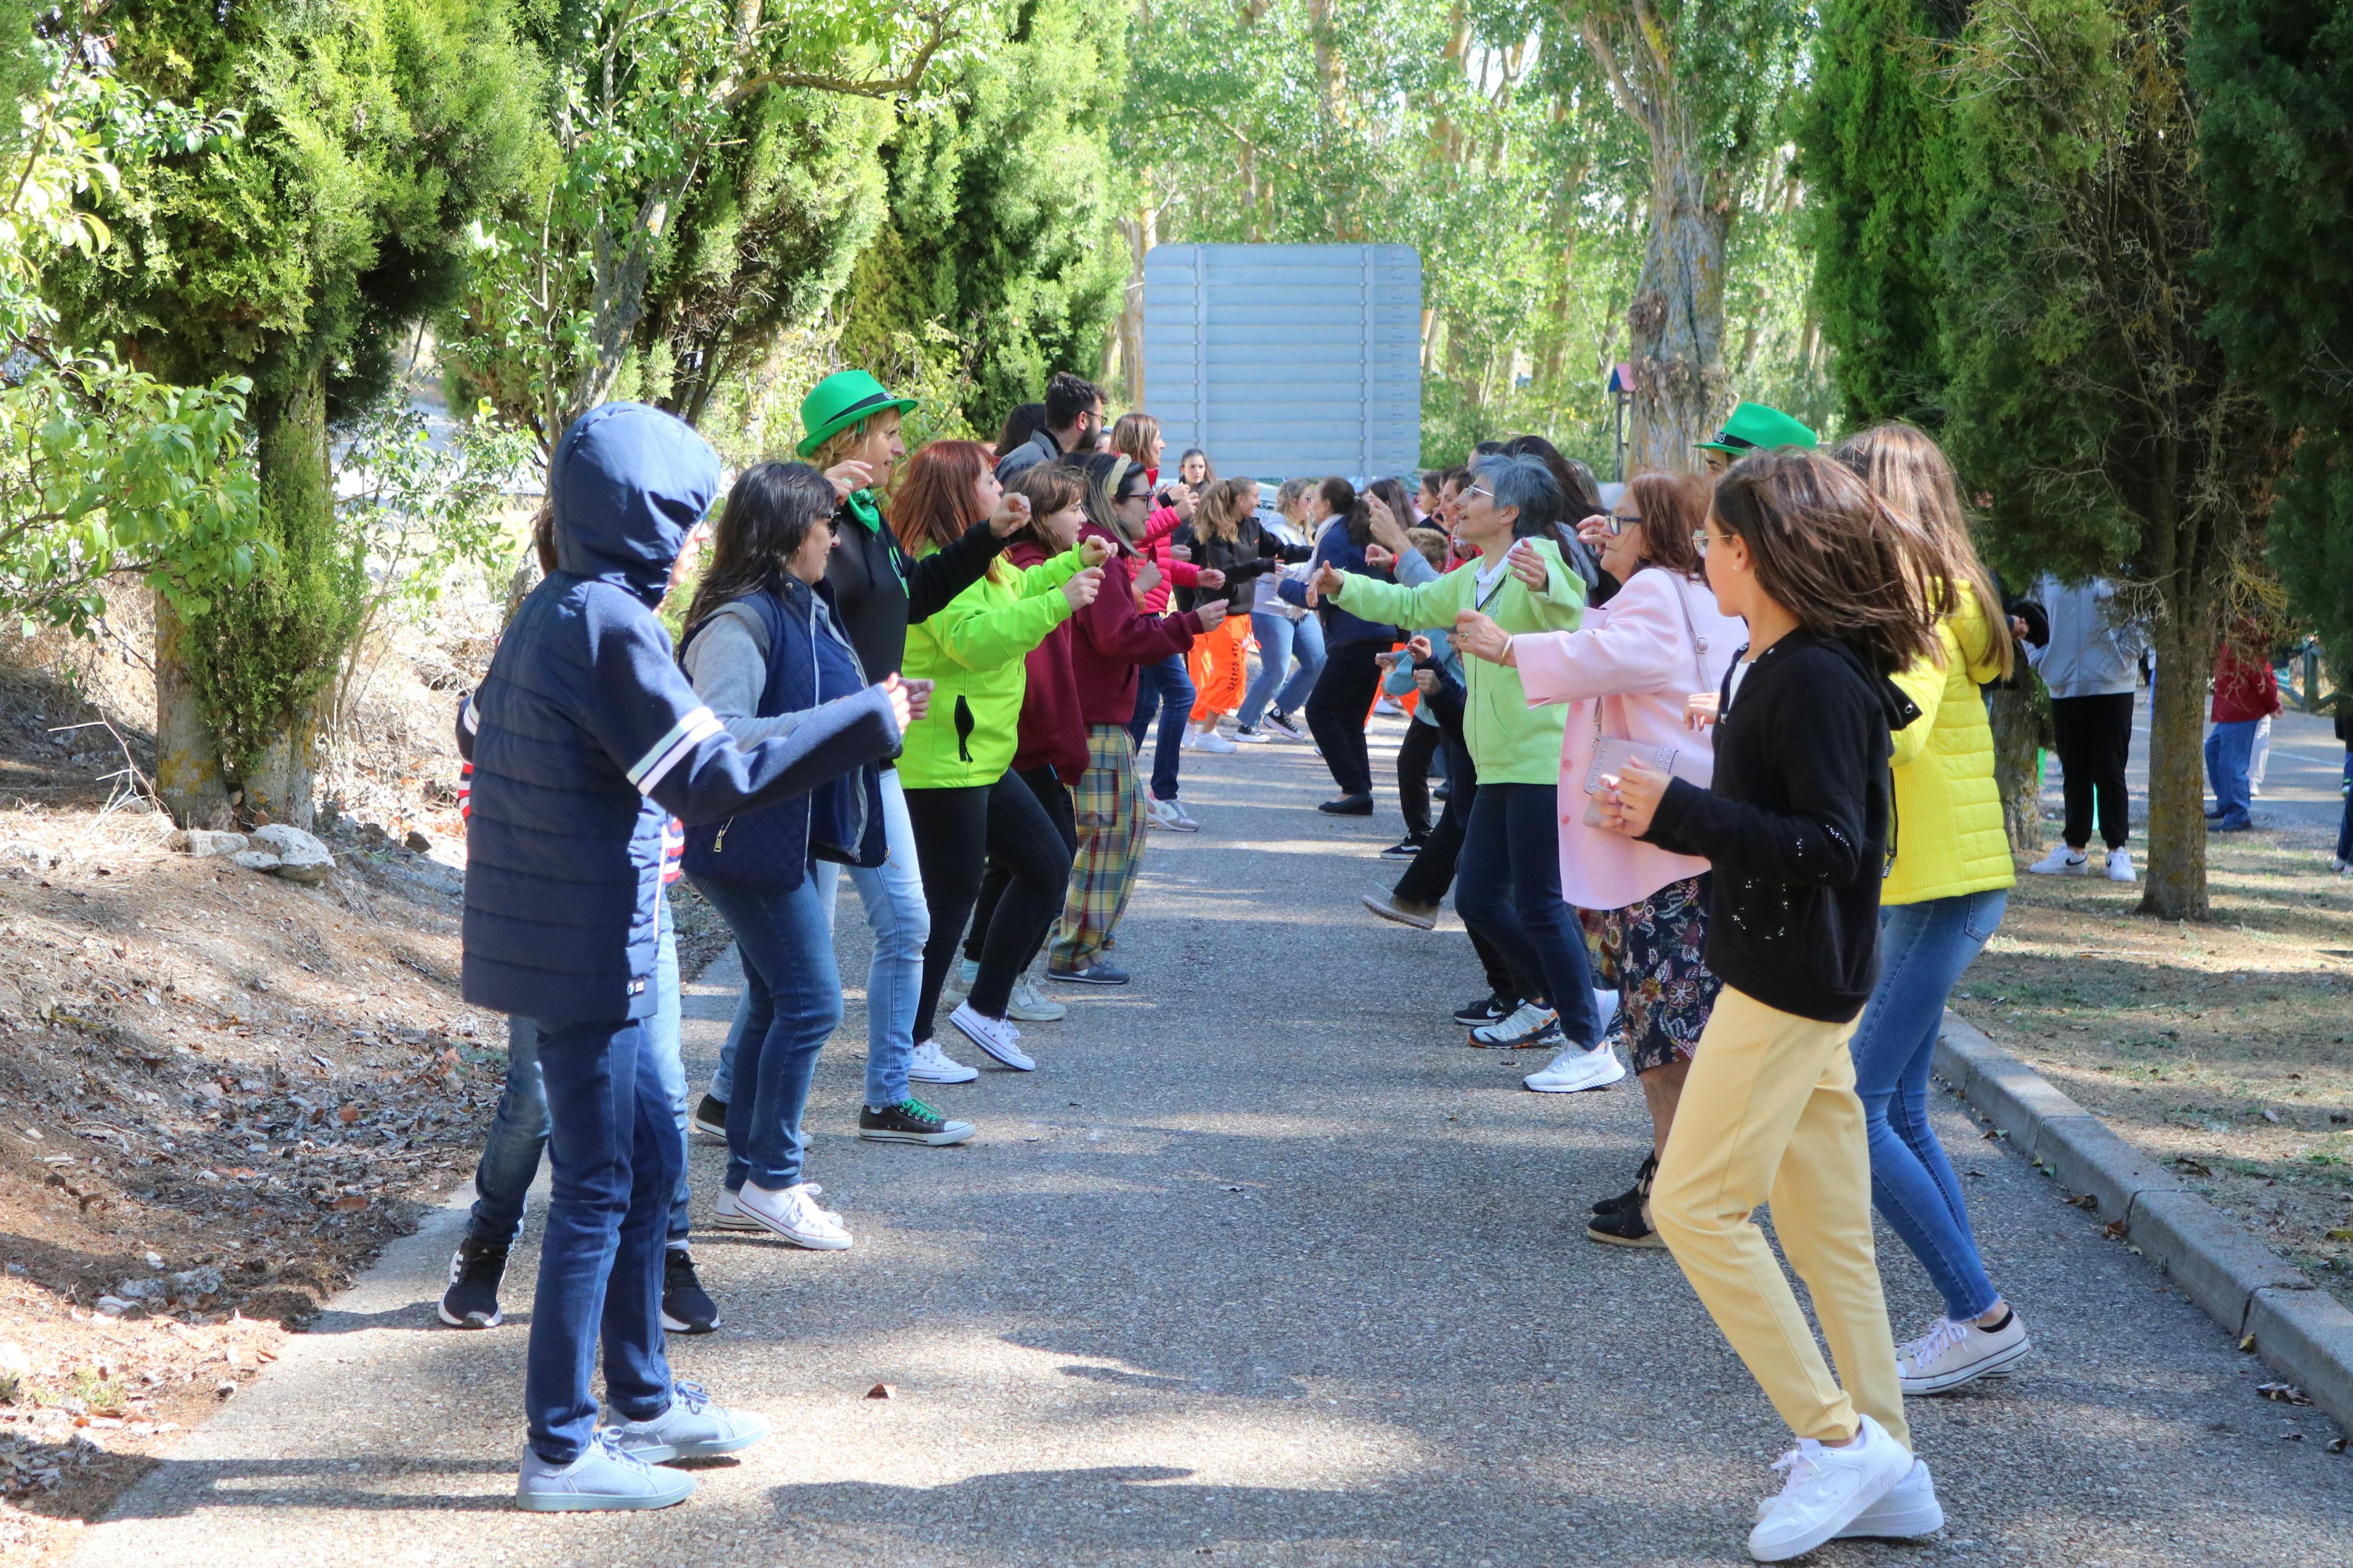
[2049,696,2345,838]
[78,721,2353,1566]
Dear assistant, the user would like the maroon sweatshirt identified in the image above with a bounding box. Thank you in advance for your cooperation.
[1003,539,1089,785]
[1070,521,1205,726]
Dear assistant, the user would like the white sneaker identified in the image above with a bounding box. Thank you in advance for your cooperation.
[2106,848,2136,882]
[708,1187,766,1232]
[1470,1001,1557,1048]
[1522,1042,1628,1093]
[721,1182,853,1250]
[1006,977,1067,1022]
[1371,696,1404,718]
[1833,1459,1943,1539]
[1745,1413,1912,1562]
[2027,846,2088,875]
[907,1038,978,1085]
[1191,727,1237,754]
[949,1001,1037,1071]
[1146,797,1199,832]
[1896,1309,2031,1393]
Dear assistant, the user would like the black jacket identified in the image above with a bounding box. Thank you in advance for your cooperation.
[824,499,1009,681]
[1641,634,1919,1025]
[1172,518,1312,616]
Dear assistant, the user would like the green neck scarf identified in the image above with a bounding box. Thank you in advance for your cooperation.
[842,489,884,533]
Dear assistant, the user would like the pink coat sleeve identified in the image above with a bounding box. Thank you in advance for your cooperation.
[1511,574,1695,707]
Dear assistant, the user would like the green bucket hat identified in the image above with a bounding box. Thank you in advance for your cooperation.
[1695,401,1819,457]
[796,369,919,460]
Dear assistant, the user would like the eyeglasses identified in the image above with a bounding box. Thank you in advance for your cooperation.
[1591,510,1641,536]
[1691,528,1712,556]
[1464,485,1495,502]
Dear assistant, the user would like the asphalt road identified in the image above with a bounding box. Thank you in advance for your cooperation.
[2052,696,2345,839]
[77,718,2353,1567]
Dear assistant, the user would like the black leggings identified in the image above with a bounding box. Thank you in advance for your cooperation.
[965,766,1079,971]
[903,772,1077,1037]
[2049,692,2134,851]
[1305,638,1387,798]
[1396,718,1443,838]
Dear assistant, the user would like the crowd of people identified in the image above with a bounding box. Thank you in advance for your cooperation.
[449,369,2072,1560]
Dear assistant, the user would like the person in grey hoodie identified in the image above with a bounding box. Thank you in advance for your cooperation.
[2025,576,2143,880]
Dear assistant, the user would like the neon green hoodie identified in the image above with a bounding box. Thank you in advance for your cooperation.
[897,545,1085,788]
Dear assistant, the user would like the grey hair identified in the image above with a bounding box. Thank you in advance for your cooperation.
[1470,453,1564,540]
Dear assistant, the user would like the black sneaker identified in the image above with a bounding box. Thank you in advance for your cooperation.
[1453,993,1515,1027]
[858,1097,977,1146]
[1318,794,1375,816]
[1379,837,1425,859]
[438,1234,509,1329]
[691,1091,728,1141]
[661,1247,721,1334]
[1587,1202,1666,1249]
[1592,1153,1658,1217]
[1264,712,1306,741]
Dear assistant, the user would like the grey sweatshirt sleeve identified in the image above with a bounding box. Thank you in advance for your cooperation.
[680,604,810,745]
[1393,548,1440,588]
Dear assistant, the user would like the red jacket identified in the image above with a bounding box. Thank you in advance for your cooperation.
[1004,540,1089,785]
[1135,502,1201,615]
[2211,637,2280,724]
[1070,521,1205,724]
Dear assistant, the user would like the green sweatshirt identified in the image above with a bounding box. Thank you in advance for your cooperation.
[897,545,1085,788]
[1329,536,1587,785]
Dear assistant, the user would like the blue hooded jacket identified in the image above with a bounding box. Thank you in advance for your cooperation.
[461,403,902,1023]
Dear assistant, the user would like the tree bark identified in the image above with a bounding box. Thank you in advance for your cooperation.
[152,592,233,830]
[1624,138,1728,474]
[1989,680,2047,858]
[2141,603,2214,919]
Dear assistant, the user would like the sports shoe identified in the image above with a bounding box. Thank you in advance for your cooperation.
[1372,696,1405,718]
[1896,1309,2031,1393]
[1264,712,1307,741]
[726,1180,853,1250]
[1190,727,1238,754]
[1745,1413,1911,1562]
[1832,1459,1943,1540]
[1231,726,1271,744]
[942,956,979,1002]
[1522,1041,1627,1091]
[859,1096,976,1146]
[690,1092,728,1142]
[1006,976,1067,1022]
[1317,793,1374,816]
[1361,891,1439,930]
[438,1235,510,1329]
[516,1431,695,1512]
[950,1001,1037,1071]
[1470,1001,1557,1049]
[908,1037,979,1084]
[660,1247,719,1334]
[2105,847,2136,882]
[604,1379,768,1464]
[1147,797,1199,832]
[2335,859,2353,876]
[708,1186,768,1232]
[1586,1200,1665,1249]
[2027,846,2087,875]
[1047,957,1130,986]
[1454,993,1515,1027]
[1379,837,1424,859]
[1592,1153,1658,1216]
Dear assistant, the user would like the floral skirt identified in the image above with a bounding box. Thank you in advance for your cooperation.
[1592,874,1721,1075]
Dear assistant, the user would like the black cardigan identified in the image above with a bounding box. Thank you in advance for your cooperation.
[1641,633,1919,1024]
[823,500,1009,680]
[1170,518,1312,616]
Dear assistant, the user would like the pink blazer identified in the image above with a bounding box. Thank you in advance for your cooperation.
[1513,568,1745,912]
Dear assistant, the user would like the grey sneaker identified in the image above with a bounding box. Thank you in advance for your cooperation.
[516,1431,697,1512]
[604,1379,770,1464]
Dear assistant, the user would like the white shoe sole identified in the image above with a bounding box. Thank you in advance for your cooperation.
[732,1205,853,1250]
[1900,1334,2031,1394]
[1005,998,1068,1022]
[1524,1048,1628,1093]
[907,1063,980,1085]
[437,1302,502,1329]
[950,1009,1036,1071]
[659,1307,721,1334]
[2026,860,2086,875]
[516,1477,697,1512]
[1362,894,1437,930]
[1837,1494,1944,1538]
[859,1122,977,1146]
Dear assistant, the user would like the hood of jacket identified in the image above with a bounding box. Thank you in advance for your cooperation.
[549,402,722,606]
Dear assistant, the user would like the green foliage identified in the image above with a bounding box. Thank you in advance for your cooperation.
[2192,0,2353,686]
[837,0,1127,435]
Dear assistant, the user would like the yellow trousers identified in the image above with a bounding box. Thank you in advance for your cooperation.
[1650,986,1910,1450]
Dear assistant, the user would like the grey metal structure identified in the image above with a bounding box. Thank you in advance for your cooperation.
[1139,243,1421,481]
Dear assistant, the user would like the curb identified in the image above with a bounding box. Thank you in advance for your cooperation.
[1935,1011,2353,1432]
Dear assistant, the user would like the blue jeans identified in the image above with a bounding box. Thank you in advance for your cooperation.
[2204,719,2257,829]
[470,905,688,1248]
[689,872,838,1192]
[1126,653,1194,802]
[1238,611,1325,728]
[1454,781,1602,1048]
[525,1015,679,1463]
[1850,889,2008,1322]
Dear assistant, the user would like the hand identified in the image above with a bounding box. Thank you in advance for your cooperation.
[880,673,916,732]
[1576,514,1612,546]
[1593,753,1669,839]
[1196,567,1226,590]
[1453,608,1512,665]
[1507,539,1549,591]
[899,675,933,724]
[1374,649,1404,670]
[824,460,872,502]
[1078,535,1114,568]
[1684,691,1720,730]
[989,490,1032,538]
[1414,670,1440,698]
[1406,634,1435,663]
[1168,484,1198,521]
[1195,598,1229,631]
[1062,566,1104,610]
[1307,563,1345,606]
[1169,543,1193,563]
[1133,557,1163,597]
[1362,543,1396,569]
[1364,492,1410,554]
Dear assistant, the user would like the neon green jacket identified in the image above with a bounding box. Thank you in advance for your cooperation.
[1330,537,1587,785]
[897,546,1085,788]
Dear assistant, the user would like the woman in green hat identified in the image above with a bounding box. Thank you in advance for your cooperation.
[1695,402,1819,474]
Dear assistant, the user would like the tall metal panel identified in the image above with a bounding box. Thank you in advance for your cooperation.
[1140,243,1422,482]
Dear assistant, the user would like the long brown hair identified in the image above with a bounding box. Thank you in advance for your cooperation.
[683,461,836,633]
[1009,462,1087,554]
[892,440,994,560]
[1832,422,2016,679]
[1109,413,1160,472]
[1194,478,1254,543]
[1710,450,1944,678]
[1624,470,1711,581]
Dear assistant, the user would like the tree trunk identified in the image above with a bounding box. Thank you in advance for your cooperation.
[153,592,233,830]
[1989,679,2047,859]
[1625,139,1728,475]
[2141,605,2214,919]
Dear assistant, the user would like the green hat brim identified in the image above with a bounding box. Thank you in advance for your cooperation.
[796,394,920,459]
[1694,440,1742,455]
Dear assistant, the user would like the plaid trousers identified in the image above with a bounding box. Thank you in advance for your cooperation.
[1050,724,1146,968]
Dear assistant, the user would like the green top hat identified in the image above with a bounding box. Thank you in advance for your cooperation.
[1696,401,1818,457]
[797,369,919,459]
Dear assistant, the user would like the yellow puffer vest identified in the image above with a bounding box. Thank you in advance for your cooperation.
[1885,582,2018,905]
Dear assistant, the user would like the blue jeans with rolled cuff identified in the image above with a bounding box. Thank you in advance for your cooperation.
[1238,610,1325,730]
[688,872,837,1193]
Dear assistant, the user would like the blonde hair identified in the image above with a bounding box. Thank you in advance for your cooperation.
[1110,413,1160,471]
[807,413,882,477]
[1832,423,2016,680]
[1194,479,1254,543]
[1276,476,1314,517]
